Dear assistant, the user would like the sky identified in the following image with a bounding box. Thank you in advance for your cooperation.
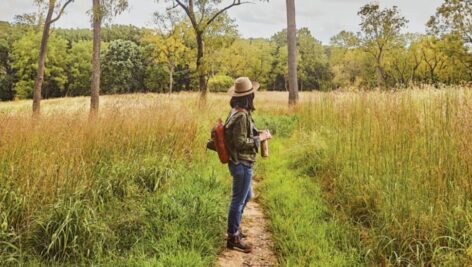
[1,0,443,44]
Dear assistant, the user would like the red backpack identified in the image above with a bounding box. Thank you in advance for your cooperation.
[211,118,230,163]
[206,109,245,164]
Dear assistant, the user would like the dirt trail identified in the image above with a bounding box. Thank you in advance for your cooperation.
[216,182,277,267]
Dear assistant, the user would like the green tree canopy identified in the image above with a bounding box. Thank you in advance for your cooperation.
[297,28,332,91]
[428,0,472,44]
[67,40,93,96]
[10,31,68,99]
[358,3,408,88]
[101,39,143,93]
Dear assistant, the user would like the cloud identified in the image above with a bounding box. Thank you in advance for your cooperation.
[228,1,285,25]
[1,0,444,44]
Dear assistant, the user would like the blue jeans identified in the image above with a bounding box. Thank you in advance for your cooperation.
[227,162,252,235]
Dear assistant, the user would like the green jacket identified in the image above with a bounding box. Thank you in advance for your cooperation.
[224,109,259,164]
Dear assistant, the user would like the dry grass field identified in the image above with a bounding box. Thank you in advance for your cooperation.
[1,89,471,265]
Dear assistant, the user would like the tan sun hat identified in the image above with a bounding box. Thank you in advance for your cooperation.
[228,77,260,97]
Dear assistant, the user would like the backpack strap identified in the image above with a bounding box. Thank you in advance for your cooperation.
[224,108,252,138]
[225,108,248,126]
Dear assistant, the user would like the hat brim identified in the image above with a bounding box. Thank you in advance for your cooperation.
[228,82,260,97]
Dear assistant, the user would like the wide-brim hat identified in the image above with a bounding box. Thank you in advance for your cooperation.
[228,77,260,97]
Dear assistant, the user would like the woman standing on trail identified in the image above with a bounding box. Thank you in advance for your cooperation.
[224,77,272,253]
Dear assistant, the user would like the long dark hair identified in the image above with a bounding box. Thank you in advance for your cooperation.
[230,93,255,112]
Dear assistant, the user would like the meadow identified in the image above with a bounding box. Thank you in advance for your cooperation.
[0,93,235,265]
[292,87,472,265]
[1,89,471,266]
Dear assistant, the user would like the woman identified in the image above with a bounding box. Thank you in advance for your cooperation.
[224,77,272,253]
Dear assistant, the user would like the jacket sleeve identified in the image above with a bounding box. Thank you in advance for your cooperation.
[250,117,261,151]
[231,113,257,151]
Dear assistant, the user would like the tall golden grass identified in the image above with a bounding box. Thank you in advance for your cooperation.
[2,89,471,265]
[2,96,196,261]
[296,87,472,265]
[0,92,292,264]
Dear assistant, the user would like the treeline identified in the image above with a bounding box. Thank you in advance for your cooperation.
[0,18,333,101]
[1,1,471,101]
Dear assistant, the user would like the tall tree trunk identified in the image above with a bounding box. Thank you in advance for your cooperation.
[196,31,206,98]
[429,66,436,85]
[90,0,101,116]
[409,62,420,86]
[286,0,298,105]
[169,65,174,94]
[376,66,385,89]
[375,56,385,89]
[32,1,55,116]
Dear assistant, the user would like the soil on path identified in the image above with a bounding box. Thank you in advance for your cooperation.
[216,184,277,267]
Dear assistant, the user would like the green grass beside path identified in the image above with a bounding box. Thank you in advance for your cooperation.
[257,138,364,266]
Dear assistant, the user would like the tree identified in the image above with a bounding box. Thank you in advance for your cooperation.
[297,28,332,91]
[0,22,13,100]
[67,40,93,96]
[101,39,143,93]
[102,24,144,44]
[267,29,331,92]
[383,34,412,87]
[437,34,472,83]
[269,44,289,91]
[329,31,385,88]
[141,42,169,93]
[90,0,102,115]
[11,31,68,99]
[358,4,408,89]
[13,12,44,32]
[268,29,288,91]
[32,0,74,116]
[420,35,447,85]
[145,11,190,94]
[56,28,93,43]
[162,0,265,98]
[219,38,274,89]
[90,0,128,116]
[405,34,424,85]
[329,45,374,88]
[286,0,298,105]
[330,30,359,49]
[329,31,363,88]
[204,14,238,79]
[0,19,41,101]
[419,34,471,85]
[428,0,472,45]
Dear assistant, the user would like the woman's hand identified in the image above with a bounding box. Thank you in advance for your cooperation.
[259,130,272,141]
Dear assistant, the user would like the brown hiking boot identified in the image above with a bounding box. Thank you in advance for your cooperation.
[227,231,252,253]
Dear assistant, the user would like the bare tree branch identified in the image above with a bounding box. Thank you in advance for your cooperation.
[174,0,198,31]
[198,2,206,25]
[49,0,74,24]
[206,0,252,27]
[166,1,180,11]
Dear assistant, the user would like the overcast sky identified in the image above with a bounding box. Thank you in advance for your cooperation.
[1,0,443,44]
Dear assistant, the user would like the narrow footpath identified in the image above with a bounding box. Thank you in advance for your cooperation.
[216,181,277,267]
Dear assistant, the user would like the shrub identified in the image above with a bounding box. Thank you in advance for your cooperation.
[208,75,233,93]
